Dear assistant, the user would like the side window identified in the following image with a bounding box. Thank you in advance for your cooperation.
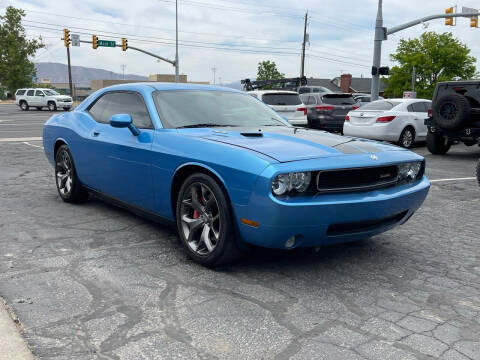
[407,104,415,112]
[423,102,431,112]
[412,102,426,112]
[26,90,34,96]
[89,92,153,129]
[309,96,316,105]
[16,90,26,96]
[35,90,44,96]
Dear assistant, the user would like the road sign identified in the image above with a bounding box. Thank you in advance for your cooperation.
[71,34,80,47]
[403,91,417,99]
[98,40,116,47]
[462,6,478,15]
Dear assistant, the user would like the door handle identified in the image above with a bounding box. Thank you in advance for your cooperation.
[92,131,100,137]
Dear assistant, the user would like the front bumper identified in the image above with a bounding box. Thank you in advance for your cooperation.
[343,122,399,142]
[233,159,430,248]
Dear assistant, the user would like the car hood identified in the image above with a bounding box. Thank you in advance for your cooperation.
[180,126,407,163]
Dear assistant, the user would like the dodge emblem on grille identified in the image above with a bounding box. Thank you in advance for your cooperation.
[370,154,379,161]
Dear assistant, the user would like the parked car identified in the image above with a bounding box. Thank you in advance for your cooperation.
[15,88,73,111]
[43,83,430,266]
[300,93,359,132]
[298,86,334,94]
[425,80,480,154]
[353,94,384,107]
[343,98,431,148]
[248,90,307,126]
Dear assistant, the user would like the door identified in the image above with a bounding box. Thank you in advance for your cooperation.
[85,91,155,211]
[25,89,35,106]
[34,90,45,106]
[408,102,429,138]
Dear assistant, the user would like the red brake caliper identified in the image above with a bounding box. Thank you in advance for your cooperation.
[192,196,205,219]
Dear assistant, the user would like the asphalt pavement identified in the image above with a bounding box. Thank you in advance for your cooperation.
[0,103,479,360]
[0,104,57,139]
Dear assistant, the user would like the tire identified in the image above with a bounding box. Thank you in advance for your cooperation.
[20,101,29,111]
[54,145,89,203]
[433,93,471,130]
[426,131,451,155]
[476,159,480,187]
[48,101,57,111]
[176,173,242,266]
[398,126,415,148]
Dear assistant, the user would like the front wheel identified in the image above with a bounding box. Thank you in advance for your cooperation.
[176,173,242,266]
[426,131,451,155]
[20,101,29,111]
[48,101,57,111]
[55,145,89,203]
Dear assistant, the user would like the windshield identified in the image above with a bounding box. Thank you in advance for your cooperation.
[321,95,355,105]
[153,90,290,129]
[44,89,60,96]
[262,93,302,106]
[360,100,401,110]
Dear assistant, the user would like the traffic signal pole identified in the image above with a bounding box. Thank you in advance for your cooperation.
[370,0,480,101]
[66,46,73,100]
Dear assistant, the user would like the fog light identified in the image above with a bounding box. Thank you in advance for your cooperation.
[285,236,296,248]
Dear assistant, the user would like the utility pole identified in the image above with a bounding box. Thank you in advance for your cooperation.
[120,64,126,80]
[371,0,383,101]
[211,67,217,85]
[175,0,179,83]
[63,29,74,101]
[300,11,308,78]
[411,66,416,92]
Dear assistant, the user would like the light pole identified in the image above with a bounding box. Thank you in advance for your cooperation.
[175,0,179,83]
[370,0,383,101]
[212,67,217,85]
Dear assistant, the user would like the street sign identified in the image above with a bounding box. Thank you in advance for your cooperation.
[98,40,116,47]
[462,6,478,15]
[71,34,80,47]
[403,91,417,99]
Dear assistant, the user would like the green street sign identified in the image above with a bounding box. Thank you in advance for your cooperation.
[98,40,116,47]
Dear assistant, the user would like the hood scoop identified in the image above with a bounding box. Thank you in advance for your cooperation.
[240,132,263,137]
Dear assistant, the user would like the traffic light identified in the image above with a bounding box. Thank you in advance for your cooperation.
[471,16,478,28]
[63,28,70,47]
[445,7,454,26]
[92,35,98,49]
[122,38,128,51]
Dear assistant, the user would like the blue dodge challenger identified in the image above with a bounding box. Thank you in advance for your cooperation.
[43,83,430,266]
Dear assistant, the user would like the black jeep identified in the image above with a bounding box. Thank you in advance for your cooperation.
[425,80,480,154]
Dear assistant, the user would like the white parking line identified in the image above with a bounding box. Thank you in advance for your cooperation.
[430,177,476,183]
[22,141,44,149]
[0,137,42,142]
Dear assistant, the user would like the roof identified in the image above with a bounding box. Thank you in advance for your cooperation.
[305,78,341,92]
[94,82,242,93]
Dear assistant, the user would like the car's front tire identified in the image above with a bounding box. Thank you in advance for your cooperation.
[54,145,89,203]
[48,101,57,111]
[176,173,242,266]
[19,101,29,111]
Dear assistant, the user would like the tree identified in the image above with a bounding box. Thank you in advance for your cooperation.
[0,7,44,95]
[384,32,476,99]
[257,60,284,81]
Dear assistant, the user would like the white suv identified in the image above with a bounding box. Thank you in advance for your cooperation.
[248,90,307,126]
[15,88,73,111]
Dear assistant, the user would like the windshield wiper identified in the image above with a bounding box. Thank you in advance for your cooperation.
[176,123,237,128]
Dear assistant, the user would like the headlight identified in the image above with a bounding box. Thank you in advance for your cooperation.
[272,172,311,196]
[398,162,423,183]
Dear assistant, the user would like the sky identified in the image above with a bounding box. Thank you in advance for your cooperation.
[2,0,480,84]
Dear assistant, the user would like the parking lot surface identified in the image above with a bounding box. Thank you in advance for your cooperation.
[0,104,479,359]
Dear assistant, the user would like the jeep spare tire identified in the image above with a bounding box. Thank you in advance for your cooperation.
[433,93,471,130]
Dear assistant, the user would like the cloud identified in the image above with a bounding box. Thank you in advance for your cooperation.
[6,0,480,83]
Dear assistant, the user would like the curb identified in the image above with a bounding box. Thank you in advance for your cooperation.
[0,298,35,360]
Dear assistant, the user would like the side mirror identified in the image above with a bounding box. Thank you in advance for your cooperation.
[110,114,140,136]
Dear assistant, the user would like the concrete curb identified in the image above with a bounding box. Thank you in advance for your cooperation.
[0,298,35,360]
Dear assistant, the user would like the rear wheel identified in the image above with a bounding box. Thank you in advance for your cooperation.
[426,131,451,155]
[398,126,415,148]
[55,145,89,203]
[48,101,57,111]
[176,173,242,266]
[20,101,29,111]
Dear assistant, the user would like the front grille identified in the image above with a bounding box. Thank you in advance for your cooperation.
[316,165,398,193]
[327,210,408,236]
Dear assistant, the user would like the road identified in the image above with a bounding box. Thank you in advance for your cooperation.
[0,104,57,139]
[0,104,479,360]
